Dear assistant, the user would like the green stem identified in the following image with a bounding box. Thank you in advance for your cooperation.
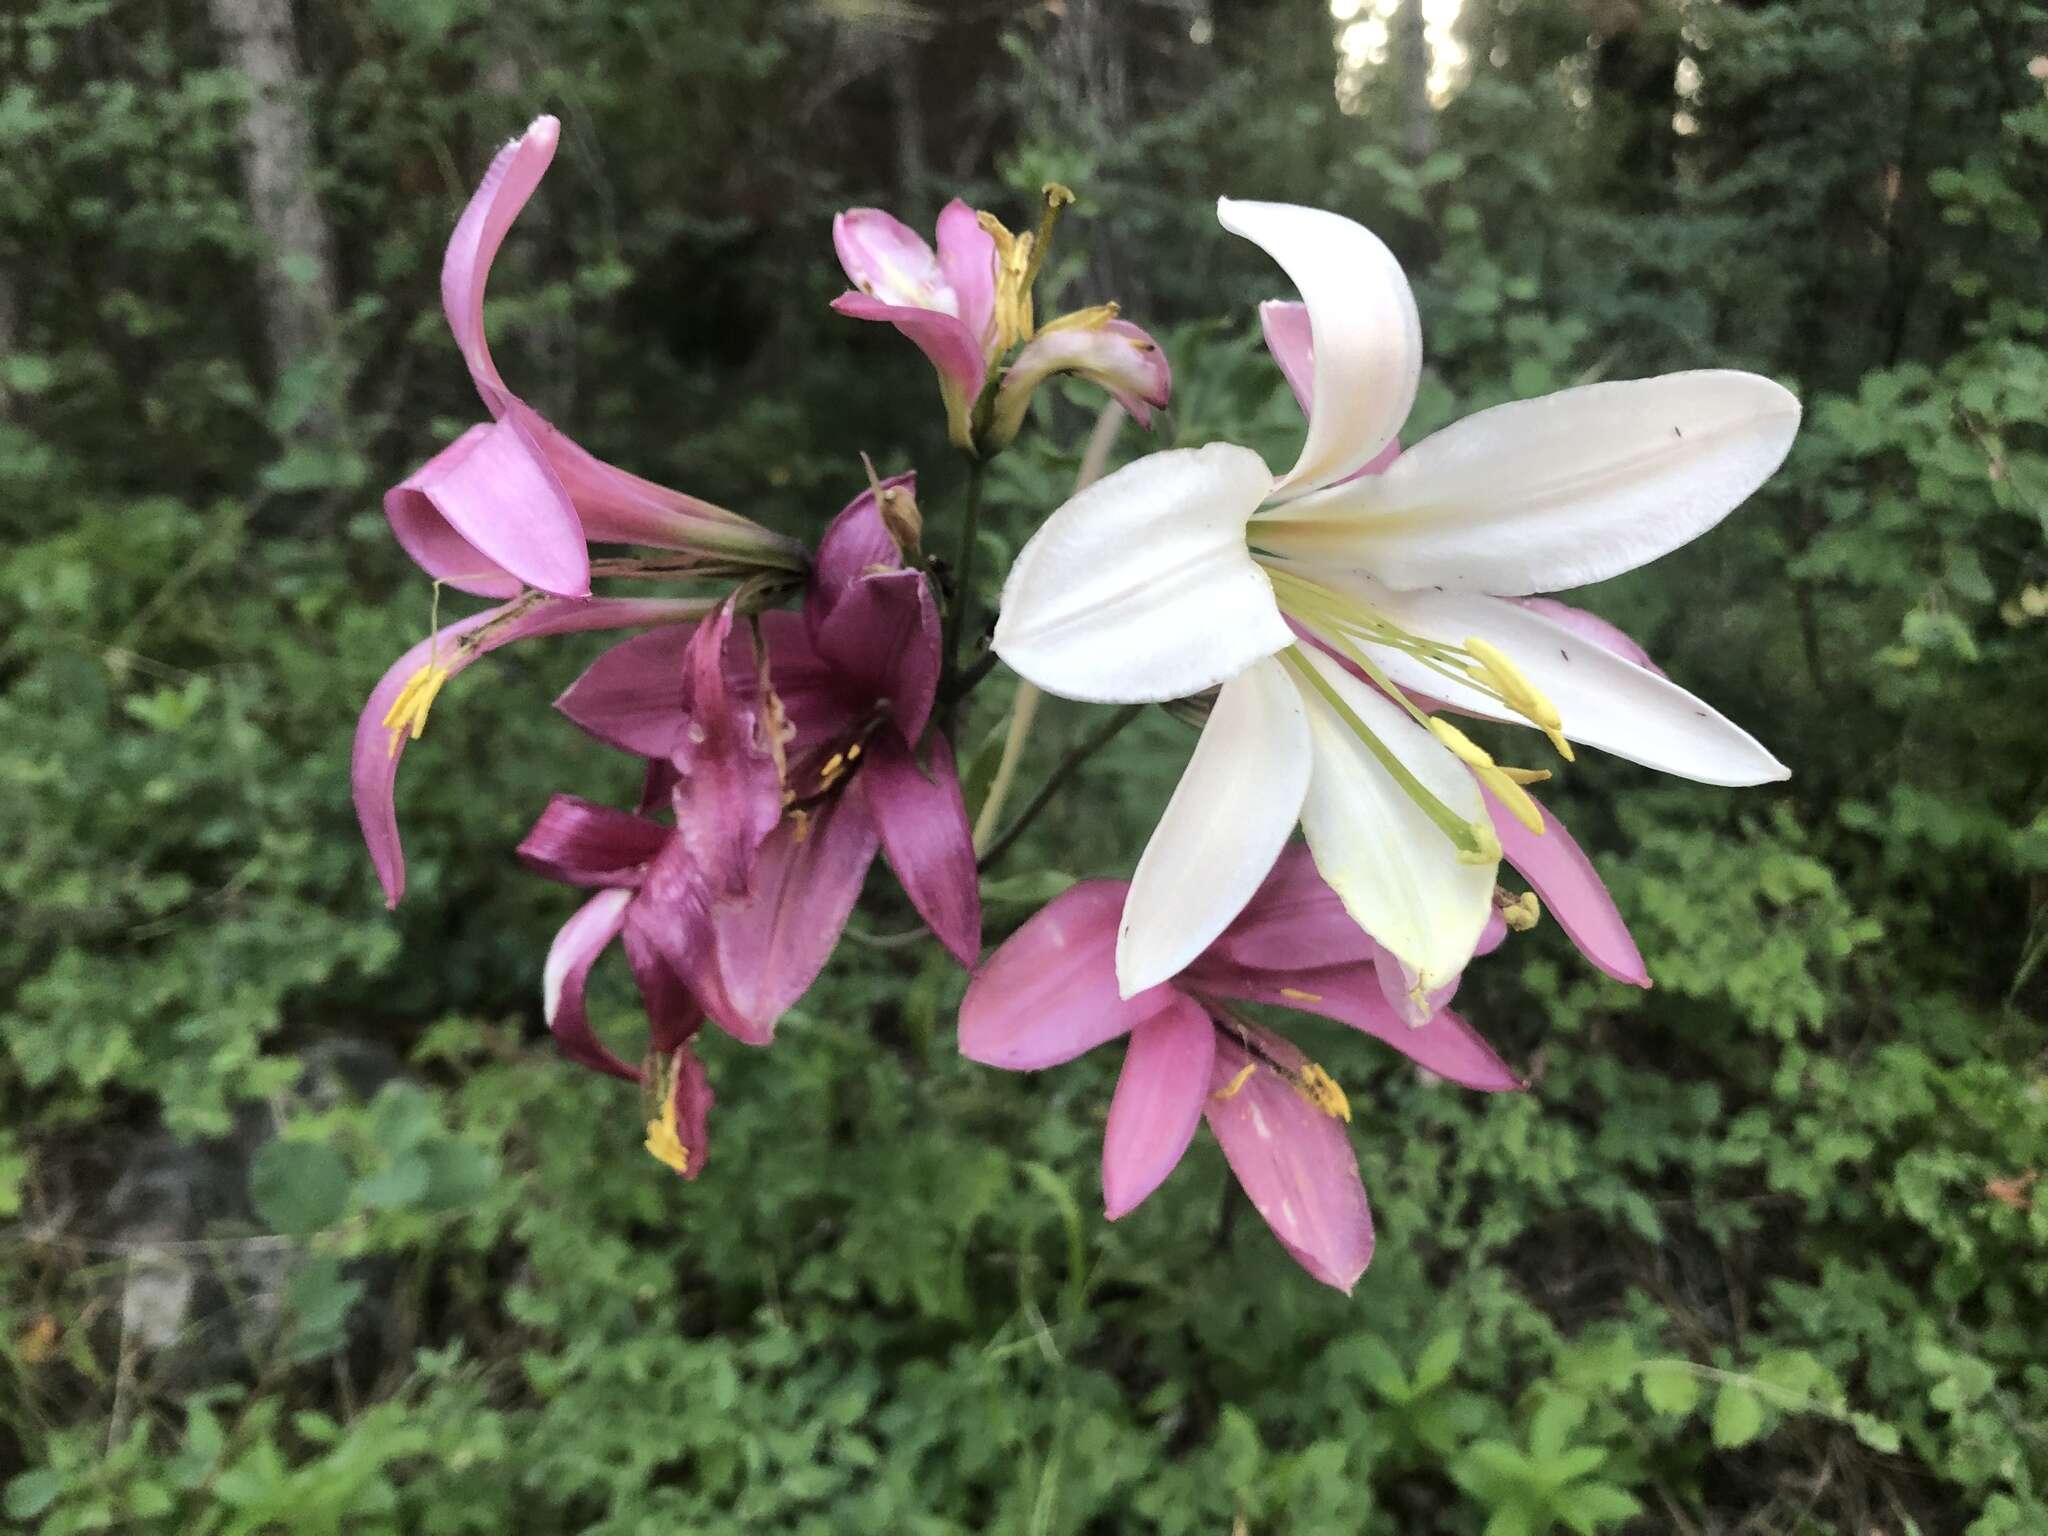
[950,460,989,678]
[978,704,1145,871]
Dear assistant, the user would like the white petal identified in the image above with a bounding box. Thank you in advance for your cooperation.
[1258,370,1800,594]
[1355,583,1790,785]
[1292,649,1496,990]
[993,444,1287,703]
[1218,199,1421,497]
[1117,657,1311,997]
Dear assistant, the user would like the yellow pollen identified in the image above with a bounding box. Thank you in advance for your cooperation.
[381,662,452,757]
[978,209,1039,349]
[643,1095,690,1176]
[846,743,861,761]
[1279,987,1323,1004]
[1457,816,1504,867]
[1499,890,1542,933]
[790,807,811,844]
[821,751,845,780]
[1464,637,1575,762]
[1213,1063,1258,1101]
[1294,1063,1352,1122]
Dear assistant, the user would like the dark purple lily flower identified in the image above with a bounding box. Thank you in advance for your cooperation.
[960,846,1521,1293]
[544,473,981,1045]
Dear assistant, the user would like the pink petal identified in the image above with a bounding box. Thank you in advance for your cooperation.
[861,729,981,967]
[1204,1028,1376,1292]
[1490,790,1650,987]
[521,406,801,564]
[831,291,989,409]
[810,565,942,744]
[1368,937,1459,1027]
[706,788,881,1040]
[352,596,712,908]
[1102,998,1215,1219]
[626,833,754,1041]
[957,881,1177,1070]
[1207,843,1375,973]
[383,416,590,598]
[554,625,694,758]
[994,319,1171,443]
[442,115,559,417]
[1186,964,1522,1092]
[671,602,784,900]
[833,208,950,311]
[621,921,705,1056]
[1510,597,1665,677]
[517,794,669,888]
[540,888,641,1082]
[1477,908,1509,956]
[810,472,913,618]
[934,199,998,353]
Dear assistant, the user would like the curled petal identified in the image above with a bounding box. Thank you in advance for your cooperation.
[958,882,1176,1070]
[1119,656,1312,997]
[863,730,982,967]
[1204,1026,1375,1292]
[1491,789,1650,988]
[1261,371,1801,595]
[442,115,558,416]
[988,318,1172,449]
[935,199,999,353]
[811,472,913,613]
[353,595,711,908]
[834,208,954,313]
[1102,999,1215,1219]
[1218,200,1420,496]
[540,888,640,1081]
[811,566,942,745]
[994,444,1289,704]
[383,417,590,599]
[517,794,669,889]
[621,920,705,1055]
[1259,299,1402,477]
[832,292,987,447]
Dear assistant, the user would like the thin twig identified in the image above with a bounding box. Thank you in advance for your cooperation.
[978,704,1145,871]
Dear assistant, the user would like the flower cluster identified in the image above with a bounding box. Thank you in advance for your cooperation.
[355,116,1797,1290]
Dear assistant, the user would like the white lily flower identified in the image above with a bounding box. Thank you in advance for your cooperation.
[993,198,1799,1000]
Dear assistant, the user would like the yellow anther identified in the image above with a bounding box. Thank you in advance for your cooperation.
[1020,183,1075,306]
[1498,889,1542,933]
[977,210,1038,349]
[1425,718,1542,832]
[1293,1062,1352,1122]
[1038,301,1120,336]
[643,1095,690,1176]
[380,662,452,757]
[1279,986,1324,1004]
[1499,766,1553,786]
[790,807,811,844]
[1426,716,1492,770]
[1464,637,1575,762]
[846,742,862,761]
[1213,1063,1258,1102]
[1456,815,1503,867]
[820,751,845,781]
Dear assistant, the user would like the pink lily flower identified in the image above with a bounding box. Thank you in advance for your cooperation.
[1262,300,1649,994]
[831,202,1170,452]
[550,474,981,1041]
[352,594,715,908]
[959,847,1522,1292]
[387,115,802,599]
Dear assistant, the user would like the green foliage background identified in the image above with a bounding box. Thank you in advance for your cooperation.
[5,1,2047,1531]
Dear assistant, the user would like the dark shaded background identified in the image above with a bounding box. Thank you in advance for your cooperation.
[4,1,2047,1530]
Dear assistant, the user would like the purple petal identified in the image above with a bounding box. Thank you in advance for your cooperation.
[1477,908,1508,956]
[383,416,590,598]
[661,1042,715,1181]
[993,319,1172,444]
[935,199,998,353]
[442,115,558,417]
[554,625,694,758]
[1491,790,1650,988]
[1191,965,1522,1092]
[833,209,948,310]
[706,788,881,1040]
[517,794,669,889]
[352,595,712,908]
[831,291,989,411]
[621,920,705,1056]
[540,888,641,1081]
[1204,1027,1375,1292]
[671,602,784,899]
[811,472,914,617]
[861,729,982,967]
[811,566,942,744]
[1102,998,1215,1219]
[957,881,1177,1070]
[1510,597,1665,677]
[1207,843,1375,973]
[626,832,755,1042]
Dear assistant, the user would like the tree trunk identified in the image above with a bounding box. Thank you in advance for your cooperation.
[1396,0,1433,164]
[205,0,339,398]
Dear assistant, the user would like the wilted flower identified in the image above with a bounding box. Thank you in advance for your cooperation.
[387,114,802,599]
[995,199,1796,999]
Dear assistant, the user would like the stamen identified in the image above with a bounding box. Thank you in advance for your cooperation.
[1497,889,1542,932]
[1465,637,1574,762]
[641,1053,691,1176]
[1292,1062,1352,1122]
[1020,183,1074,301]
[1213,1063,1258,1101]
[1279,987,1323,1004]
[1427,718,1546,836]
[381,662,452,757]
